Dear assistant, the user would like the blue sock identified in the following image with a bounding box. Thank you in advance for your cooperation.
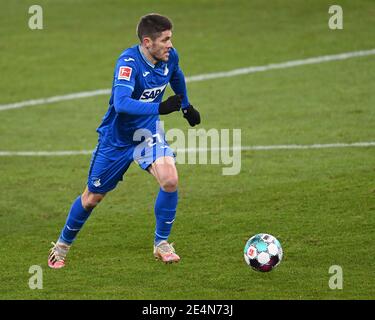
[154,188,178,245]
[59,196,92,245]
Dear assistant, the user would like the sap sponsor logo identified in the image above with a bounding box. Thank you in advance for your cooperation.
[139,84,167,102]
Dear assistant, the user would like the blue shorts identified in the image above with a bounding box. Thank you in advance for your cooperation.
[87,137,175,194]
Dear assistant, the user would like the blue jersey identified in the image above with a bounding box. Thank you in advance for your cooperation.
[97,45,189,148]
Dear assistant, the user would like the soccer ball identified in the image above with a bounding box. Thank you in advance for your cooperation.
[244,233,283,272]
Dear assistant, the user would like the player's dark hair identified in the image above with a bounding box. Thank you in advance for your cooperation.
[137,13,173,41]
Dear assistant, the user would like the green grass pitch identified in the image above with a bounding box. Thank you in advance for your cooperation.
[0,0,374,299]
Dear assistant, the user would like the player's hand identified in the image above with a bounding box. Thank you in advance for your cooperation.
[182,104,201,127]
[159,95,182,115]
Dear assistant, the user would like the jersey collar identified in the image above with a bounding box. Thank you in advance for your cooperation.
[138,45,155,68]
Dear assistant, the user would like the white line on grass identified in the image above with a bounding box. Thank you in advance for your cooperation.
[1,48,374,112]
[1,142,374,156]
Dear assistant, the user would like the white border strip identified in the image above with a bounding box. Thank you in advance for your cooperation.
[0,89,111,112]
[1,142,374,156]
[186,49,375,82]
[1,49,374,111]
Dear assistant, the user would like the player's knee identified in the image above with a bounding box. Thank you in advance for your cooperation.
[160,176,178,192]
[82,192,105,210]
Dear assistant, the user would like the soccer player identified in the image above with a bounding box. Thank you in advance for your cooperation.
[48,13,200,268]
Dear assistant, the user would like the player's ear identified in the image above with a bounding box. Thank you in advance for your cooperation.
[142,36,152,49]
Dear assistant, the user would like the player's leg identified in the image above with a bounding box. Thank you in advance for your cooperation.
[148,156,181,263]
[59,187,105,244]
[48,143,134,269]
[148,156,178,192]
[48,188,105,269]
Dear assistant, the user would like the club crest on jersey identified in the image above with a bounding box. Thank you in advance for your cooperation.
[140,84,167,102]
[118,66,132,81]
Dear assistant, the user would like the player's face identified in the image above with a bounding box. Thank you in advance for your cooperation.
[149,30,173,62]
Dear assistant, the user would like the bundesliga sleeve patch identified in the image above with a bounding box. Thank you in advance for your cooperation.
[118,66,132,81]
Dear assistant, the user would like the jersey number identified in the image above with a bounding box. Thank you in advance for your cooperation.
[146,133,162,147]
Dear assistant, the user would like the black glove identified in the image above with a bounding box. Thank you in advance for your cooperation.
[182,104,201,127]
[158,95,182,115]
